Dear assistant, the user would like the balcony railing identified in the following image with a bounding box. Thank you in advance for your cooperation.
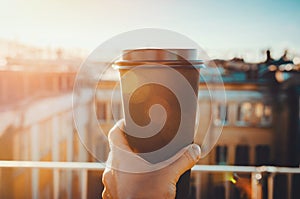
[1,161,299,199]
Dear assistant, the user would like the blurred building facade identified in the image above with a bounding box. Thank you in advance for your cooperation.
[197,53,300,199]
[94,51,300,199]
[0,50,299,198]
[0,70,104,199]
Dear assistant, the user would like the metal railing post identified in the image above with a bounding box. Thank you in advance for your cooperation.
[251,172,262,199]
[32,168,39,199]
[287,173,292,199]
[81,169,88,199]
[66,170,72,199]
[267,173,275,199]
[53,169,60,199]
[30,125,40,199]
[0,168,2,197]
[195,171,201,199]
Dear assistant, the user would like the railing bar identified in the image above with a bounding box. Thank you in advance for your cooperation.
[0,161,105,170]
[0,161,300,174]
[192,165,258,173]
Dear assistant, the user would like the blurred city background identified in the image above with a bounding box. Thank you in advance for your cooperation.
[0,0,300,199]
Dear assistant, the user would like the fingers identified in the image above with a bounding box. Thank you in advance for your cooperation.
[102,169,117,199]
[168,144,201,181]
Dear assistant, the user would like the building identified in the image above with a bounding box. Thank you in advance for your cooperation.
[0,50,299,198]
[0,70,104,199]
[93,51,300,198]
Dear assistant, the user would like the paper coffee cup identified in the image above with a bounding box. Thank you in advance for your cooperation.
[114,49,202,161]
[114,48,203,199]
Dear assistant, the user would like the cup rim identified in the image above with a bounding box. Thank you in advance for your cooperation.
[113,60,205,70]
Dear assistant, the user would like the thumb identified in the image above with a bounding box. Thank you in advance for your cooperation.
[168,144,201,181]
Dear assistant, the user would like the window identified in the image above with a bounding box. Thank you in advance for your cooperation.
[13,130,30,160]
[23,130,30,160]
[235,145,250,166]
[215,145,228,165]
[13,133,20,159]
[59,113,71,140]
[253,103,263,124]
[255,103,264,118]
[214,103,228,125]
[255,145,270,166]
[262,105,272,125]
[97,101,107,121]
[39,119,52,157]
[237,102,253,124]
[237,102,272,126]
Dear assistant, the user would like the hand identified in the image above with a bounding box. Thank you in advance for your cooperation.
[102,120,201,199]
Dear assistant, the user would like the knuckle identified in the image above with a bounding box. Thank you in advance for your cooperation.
[184,150,194,164]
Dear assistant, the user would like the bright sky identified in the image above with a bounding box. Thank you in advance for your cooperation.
[1,0,300,61]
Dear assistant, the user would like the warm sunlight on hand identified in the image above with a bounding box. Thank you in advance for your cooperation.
[102,120,201,199]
